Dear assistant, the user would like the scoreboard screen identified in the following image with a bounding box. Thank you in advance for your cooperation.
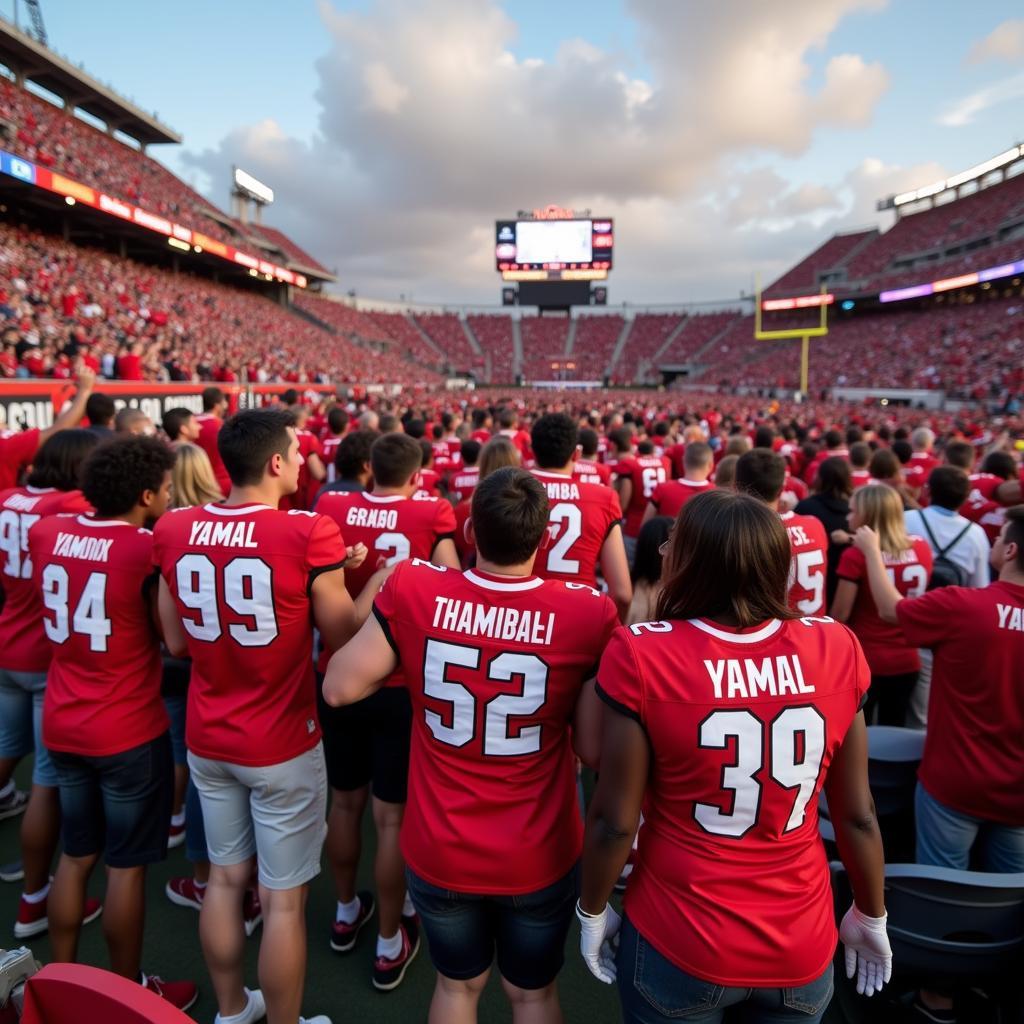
[495,218,613,273]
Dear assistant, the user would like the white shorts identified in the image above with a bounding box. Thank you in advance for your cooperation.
[188,742,328,890]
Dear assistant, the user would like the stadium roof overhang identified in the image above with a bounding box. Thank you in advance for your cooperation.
[0,18,180,146]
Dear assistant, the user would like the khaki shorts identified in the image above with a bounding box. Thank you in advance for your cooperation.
[188,742,328,890]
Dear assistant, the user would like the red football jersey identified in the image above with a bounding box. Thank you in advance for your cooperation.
[416,468,442,499]
[321,435,343,484]
[837,538,933,675]
[470,429,492,446]
[447,465,480,504]
[31,515,168,756]
[195,414,230,497]
[572,459,612,487]
[897,581,1024,825]
[314,490,457,673]
[374,560,619,893]
[648,478,712,520]
[530,471,623,589]
[0,486,91,671]
[780,511,828,617]
[153,502,346,766]
[280,429,324,511]
[782,472,808,505]
[598,615,870,986]
[850,469,871,490]
[616,454,671,537]
[0,429,40,491]
[803,448,849,487]
[664,442,686,480]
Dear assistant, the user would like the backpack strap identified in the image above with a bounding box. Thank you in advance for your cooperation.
[919,512,972,557]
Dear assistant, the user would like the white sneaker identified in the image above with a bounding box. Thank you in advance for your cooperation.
[214,987,266,1024]
[298,1016,332,1024]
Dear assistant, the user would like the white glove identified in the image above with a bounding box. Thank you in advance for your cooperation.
[839,904,892,997]
[576,900,621,984]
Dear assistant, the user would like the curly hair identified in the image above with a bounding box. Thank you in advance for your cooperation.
[82,436,176,517]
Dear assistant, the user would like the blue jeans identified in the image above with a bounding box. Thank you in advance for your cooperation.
[0,668,57,787]
[617,916,834,1023]
[406,865,577,990]
[915,783,1024,872]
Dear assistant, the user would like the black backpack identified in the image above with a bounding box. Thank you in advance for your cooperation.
[919,513,972,590]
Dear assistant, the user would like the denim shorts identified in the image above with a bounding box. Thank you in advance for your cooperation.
[162,694,188,767]
[0,668,57,787]
[617,915,834,1023]
[51,732,174,868]
[405,865,577,990]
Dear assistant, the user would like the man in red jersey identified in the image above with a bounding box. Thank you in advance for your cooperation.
[578,490,889,1010]
[663,424,707,480]
[279,404,326,511]
[530,413,631,620]
[849,442,872,490]
[614,433,670,564]
[447,440,481,504]
[803,429,850,487]
[469,408,492,446]
[572,428,612,486]
[736,450,829,616]
[194,386,231,498]
[855,508,1024,1024]
[495,407,532,461]
[323,467,619,1023]
[319,406,350,487]
[961,451,1019,543]
[32,436,196,1011]
[903,427,939,493]
[154,409,360,1024]
[315,433,458,989]
[643,441,713,524]
[0,367,95,492]
[0,430,97,935]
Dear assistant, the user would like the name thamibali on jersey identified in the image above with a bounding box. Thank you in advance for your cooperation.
[431,596,556,646]
[705,654,815,700]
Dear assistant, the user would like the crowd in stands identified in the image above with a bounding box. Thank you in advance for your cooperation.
[519,315,569,381]
[569,314,624,380]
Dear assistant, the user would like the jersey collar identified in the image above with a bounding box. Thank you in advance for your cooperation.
[363,493,405,503]
[687,618,783,644]
[76,516,132,528]
[203,503,274,516]
[25,485,55,494]
[464,569,544,592]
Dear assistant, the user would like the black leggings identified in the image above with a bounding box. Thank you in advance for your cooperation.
[863,671,918,726]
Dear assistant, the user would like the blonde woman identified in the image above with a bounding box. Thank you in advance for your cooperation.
[830,484,933,725]
[170,442,222,509]
[453,436,520,566]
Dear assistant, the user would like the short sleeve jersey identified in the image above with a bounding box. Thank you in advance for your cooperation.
[616,454,671,537]
[572,459,612,487]
[597,615,870,987]
[837,539,933,675]
[195,414,230,497]
[0,486,91,671]
[321,435,343,484]
[31,515,167,756]
[314,491,457,673]
[153,503,346,766]
[963,474,1009,544]
[447,466,480,504]
[0,429,40,491]
[780,511,829,617]
[648,478,712,520]
[896,581,1024,825]
[280,429,324,511]
[375,561,618,894]
[530,471,623,589]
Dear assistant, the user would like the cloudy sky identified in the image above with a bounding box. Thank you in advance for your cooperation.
[31,0,1024,304]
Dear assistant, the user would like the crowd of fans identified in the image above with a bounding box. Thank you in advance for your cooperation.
[0,379,1020,1024]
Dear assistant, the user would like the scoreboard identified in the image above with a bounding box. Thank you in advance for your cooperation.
[495,217,613,280]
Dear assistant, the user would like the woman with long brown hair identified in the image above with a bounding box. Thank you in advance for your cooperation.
[452,436,520,566]
[578,489,890,1023]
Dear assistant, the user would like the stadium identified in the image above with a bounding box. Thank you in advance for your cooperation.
[0,5,1021,1024]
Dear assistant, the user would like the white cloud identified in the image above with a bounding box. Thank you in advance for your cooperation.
[180,0,891,302]
[938,70,1024,126]
[967,19,1024,64]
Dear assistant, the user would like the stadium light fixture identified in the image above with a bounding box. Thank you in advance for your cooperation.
[64,196,75,205]
[168,237,190,252]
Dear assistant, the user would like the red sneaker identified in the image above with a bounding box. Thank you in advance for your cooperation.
[330,890,375,953]
[14,894,102,938]
[243,887,263,937]
[373,917,420,991]
[165,876,204,912]
[141,973,198,1012]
